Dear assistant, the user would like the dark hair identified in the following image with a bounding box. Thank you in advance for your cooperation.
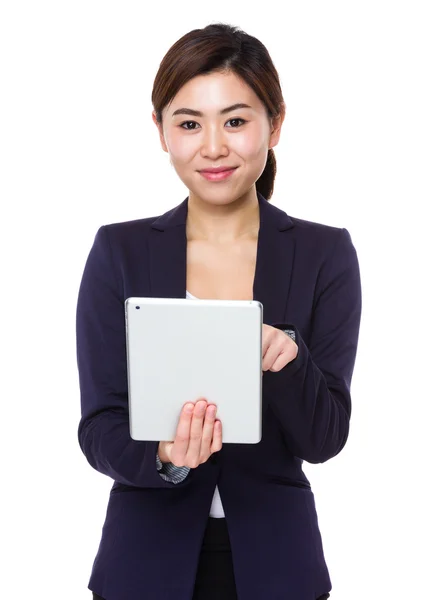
[151,23,285,201]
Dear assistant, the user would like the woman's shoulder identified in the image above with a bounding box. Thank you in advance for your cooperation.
[103,215,159,233]
[284,212,352,259]
[286,212,345,236]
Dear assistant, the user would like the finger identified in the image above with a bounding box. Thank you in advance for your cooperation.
[263,341,294,372]
[262,337,286,372]
[199,404,217,461]
[210,420,222,453]
[185,399,208,466]
[269,351,290,372]
[172,403,194,462]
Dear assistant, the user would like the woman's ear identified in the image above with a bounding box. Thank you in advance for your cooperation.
[152,111,169,153]
[268,104,286,150]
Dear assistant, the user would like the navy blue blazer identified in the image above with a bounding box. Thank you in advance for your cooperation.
[76,191,362,600]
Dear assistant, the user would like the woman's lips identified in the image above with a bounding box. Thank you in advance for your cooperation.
[199,168,237,181]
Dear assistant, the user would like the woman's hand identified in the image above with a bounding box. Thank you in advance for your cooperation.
[158,399,222,468]
[262,324,298,374]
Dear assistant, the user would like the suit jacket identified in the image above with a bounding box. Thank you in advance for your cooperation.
[76,191,362,600]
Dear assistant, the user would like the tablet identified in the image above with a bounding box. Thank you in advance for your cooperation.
[125,296,263,444]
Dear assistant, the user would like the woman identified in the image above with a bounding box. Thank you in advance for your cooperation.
[76,23,362,600]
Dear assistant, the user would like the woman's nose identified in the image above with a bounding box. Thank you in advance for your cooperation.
[201,126,227,156]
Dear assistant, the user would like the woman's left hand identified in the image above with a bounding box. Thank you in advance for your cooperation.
[262,324,298,375]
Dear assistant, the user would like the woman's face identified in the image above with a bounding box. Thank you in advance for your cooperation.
[153,71,284,205]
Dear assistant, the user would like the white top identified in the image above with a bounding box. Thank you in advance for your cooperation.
[186,290,225,518]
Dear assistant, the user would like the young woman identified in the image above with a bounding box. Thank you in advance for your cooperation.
[76,22,361,600]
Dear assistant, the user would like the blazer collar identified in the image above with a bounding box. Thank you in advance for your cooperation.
[148,191,295,325]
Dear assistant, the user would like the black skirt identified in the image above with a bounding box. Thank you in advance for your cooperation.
[192,516,238,600]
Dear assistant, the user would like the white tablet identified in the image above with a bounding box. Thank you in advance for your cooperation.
[125,296,263,444]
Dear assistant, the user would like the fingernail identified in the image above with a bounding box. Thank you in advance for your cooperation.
[185,404,194,413]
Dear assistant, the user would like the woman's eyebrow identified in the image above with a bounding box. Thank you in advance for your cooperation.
[172,103,252,118]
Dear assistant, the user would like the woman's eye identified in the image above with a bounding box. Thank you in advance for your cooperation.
[179,118,246,130]
[180,121,199,130]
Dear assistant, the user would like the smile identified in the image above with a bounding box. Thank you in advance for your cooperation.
[199,168,237,181]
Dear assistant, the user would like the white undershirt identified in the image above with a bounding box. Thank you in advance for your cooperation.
[186,290,225,518]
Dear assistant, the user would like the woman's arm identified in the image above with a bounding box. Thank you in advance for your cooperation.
[265,227,362,464]
[76,226,193,488]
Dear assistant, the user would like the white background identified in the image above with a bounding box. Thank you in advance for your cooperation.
[1,1,435,599]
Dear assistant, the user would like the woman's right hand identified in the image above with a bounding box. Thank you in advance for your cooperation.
[158,399,222,468]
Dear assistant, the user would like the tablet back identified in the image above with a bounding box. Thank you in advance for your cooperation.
[125,296,263,444]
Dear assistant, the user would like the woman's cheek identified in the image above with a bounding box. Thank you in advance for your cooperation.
[169,135,198,163]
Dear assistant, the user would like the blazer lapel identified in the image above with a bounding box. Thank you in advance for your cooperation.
[148,191,296,326]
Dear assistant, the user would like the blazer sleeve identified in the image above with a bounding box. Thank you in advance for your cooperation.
[266,227,362,464]
[76,225,193,488]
